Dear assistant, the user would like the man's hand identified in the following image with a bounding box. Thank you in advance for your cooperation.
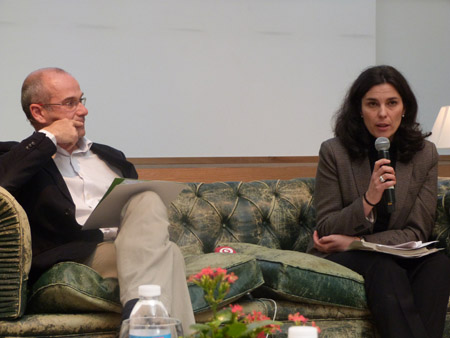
[42,118,84,152]
[313,230,360,254]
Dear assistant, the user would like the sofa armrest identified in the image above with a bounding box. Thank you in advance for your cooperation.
[0,186,32,319]
[434,188,450,257]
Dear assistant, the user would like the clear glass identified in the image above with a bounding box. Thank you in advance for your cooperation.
[118,317,183,338]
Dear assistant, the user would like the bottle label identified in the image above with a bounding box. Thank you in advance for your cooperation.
[130,331,171,338]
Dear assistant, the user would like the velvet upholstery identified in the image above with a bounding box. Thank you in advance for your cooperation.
[185,253,264,312]
[27,262,122,314]
[0,187,31,320]
[214,242,366,309]
[168,179,316,254]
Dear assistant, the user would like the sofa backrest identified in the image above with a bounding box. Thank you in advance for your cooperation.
[168,177,450,256]
[168,178,316,254]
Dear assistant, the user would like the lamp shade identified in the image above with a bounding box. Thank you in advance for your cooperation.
[429,106,450,149]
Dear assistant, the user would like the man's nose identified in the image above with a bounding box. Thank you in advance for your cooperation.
[76,102,88,116]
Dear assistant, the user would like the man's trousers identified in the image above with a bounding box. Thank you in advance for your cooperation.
[84,191,195,334]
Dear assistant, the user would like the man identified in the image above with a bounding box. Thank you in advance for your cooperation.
[0,67,195,331]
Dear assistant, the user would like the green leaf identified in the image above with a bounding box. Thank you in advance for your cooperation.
[190,323,212,331]
[245,319,282,331]
[216,308,233,321]
[225,322,247,337]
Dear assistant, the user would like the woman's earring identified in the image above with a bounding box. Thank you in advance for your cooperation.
[402,114,405,118]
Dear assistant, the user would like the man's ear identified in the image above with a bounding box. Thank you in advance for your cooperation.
[29,104,47,124]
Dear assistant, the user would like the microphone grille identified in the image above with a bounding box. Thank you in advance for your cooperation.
[375,137,390,151]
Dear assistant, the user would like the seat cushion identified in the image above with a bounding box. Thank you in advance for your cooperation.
[186,252,264,313]
[215,242,367,309]
[27,262,121,314]
[28,252,264,316]
[0,187,32,319]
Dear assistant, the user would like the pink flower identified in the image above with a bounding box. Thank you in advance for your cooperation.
[288,312,321,333]
[215,267,227,277]
[267,323,281,333]
[188,267,239,285]
[200,266,215,278]
[288,312,308,325]
[225,272,238,284]
[230,304,243,314]
[188,266,217,282]
[246,310,270,323]
[243,311,281,335]
[187,268,282,337]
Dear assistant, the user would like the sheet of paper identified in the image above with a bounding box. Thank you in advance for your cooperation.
[82,179,186,230]
[376,240,438,250]
[347,239,442,258]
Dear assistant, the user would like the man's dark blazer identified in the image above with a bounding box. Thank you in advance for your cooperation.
[0,132,138,282]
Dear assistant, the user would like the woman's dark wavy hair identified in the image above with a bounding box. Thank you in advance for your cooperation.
[334,65,430,162]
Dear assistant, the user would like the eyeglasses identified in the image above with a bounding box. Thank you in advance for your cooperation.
[38,97,86,112]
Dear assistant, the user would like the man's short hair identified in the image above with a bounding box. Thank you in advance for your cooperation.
[21,67,68,124]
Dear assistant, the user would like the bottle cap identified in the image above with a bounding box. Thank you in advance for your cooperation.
[288,326,318,338]
[138,285,161,297]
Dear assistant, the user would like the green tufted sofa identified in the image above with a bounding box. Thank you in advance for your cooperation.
[2,177,450,337]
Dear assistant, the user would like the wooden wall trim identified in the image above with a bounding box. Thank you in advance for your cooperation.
[128,156,318,167]
[130,156,450,182]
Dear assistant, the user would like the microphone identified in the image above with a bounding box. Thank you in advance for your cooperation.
[374,137,395,213]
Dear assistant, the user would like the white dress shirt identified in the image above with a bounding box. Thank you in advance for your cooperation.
[40,131,122,226]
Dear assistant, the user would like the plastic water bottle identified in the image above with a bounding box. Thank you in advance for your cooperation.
[129,285,170,338]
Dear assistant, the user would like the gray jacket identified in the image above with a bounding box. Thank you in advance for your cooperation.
[308,137,438,257]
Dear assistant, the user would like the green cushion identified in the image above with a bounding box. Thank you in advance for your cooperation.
[185,253,264,313]
[215,242,367,309]
[0,187,31,319]
[27,262,121,314]
[28,252,264,315]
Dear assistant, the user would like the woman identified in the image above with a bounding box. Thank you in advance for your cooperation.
[308,65,450,338]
